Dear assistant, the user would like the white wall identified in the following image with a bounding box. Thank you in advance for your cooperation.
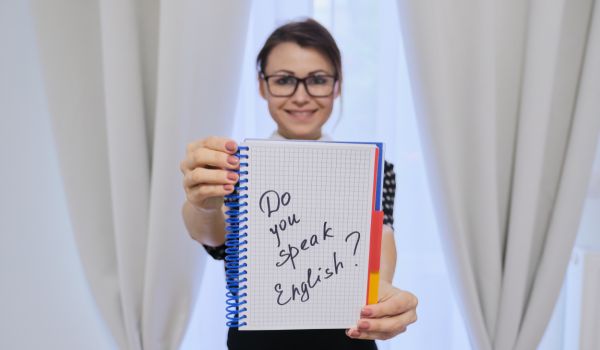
[0,1,115,349]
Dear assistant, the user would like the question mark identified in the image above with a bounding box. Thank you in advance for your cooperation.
[345,231,361,256]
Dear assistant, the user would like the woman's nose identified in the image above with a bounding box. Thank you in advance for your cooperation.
[291,81,310,104]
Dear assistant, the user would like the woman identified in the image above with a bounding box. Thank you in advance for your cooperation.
[180,19,417,350]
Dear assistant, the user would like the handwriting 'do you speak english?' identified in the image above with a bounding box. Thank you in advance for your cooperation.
[258,189,362,306]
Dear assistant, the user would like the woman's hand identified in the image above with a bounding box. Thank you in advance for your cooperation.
[180,136,240,210]
[346,281,418,340]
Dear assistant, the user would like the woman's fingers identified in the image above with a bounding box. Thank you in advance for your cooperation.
[346,285,418,341]
[187,136,237,154]
[184,168,239,209]
[205,136,237,153]
[181,137,238,174]
[186,183,235,207]
[184,168,239,188]
[183,147,240,173]
[180,137,241,210]
[362,289,418,318]
[347,308,417,340]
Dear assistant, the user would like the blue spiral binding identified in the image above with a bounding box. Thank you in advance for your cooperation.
[224,145,249,328]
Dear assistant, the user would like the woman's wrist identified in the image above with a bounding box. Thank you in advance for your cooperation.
[182,200,226,246]
[189,197,224,212]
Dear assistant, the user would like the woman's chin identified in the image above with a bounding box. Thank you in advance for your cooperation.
[280,127,321,140]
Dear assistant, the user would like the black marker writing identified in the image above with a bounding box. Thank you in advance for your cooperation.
[274,251,344,306]
[259,190,291,218]
[269,213,300,248]
[345,231,361,256]
[276,221,334,269]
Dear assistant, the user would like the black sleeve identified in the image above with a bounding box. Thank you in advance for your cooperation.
[203,243,227,260]
[382,161,396,228]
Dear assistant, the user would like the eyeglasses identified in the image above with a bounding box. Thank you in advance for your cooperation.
[261,74,337,97]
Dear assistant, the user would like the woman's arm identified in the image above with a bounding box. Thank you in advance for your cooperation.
[380,224,397,283]
[182,200,226,247]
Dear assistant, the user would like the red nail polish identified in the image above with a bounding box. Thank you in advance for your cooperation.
[228,156,239,165]
[361,307,372,317]
[224,184,233,192]
[227,172,238,181]
[225,141,236,152]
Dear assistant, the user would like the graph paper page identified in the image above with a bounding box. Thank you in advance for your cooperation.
[241,140,376,330]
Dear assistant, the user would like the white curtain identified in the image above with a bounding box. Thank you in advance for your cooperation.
[28,1,249,349]
[396,0,600,349]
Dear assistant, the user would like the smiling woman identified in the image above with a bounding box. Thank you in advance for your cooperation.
[258,42,336,140]
[180,18,418,350]
[256,20,341,140]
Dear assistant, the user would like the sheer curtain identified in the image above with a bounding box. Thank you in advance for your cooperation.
[1,1,113,348]
[396,0,600,349]
[183,0,470,349]
[28,1,249,349]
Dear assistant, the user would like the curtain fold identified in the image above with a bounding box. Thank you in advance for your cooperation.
[29,1,129,347]
[99,2,150,349]
[514,2,600,349]
[142,1,250,349]
[29,0,250,349]
[396,0,600,349]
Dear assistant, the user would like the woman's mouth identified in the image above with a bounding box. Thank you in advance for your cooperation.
[285,109,318,120]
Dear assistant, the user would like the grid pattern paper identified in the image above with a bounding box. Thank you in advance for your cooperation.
[242,140,376,330]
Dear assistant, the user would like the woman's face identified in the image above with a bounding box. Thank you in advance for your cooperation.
[259,42,339,140]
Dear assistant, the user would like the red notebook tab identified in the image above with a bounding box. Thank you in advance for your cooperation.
[369,210,384,273]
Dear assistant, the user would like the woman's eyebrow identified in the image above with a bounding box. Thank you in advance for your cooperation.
[308,69,333,75]
[272,69,295,75]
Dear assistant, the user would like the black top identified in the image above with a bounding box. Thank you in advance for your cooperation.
[204,161,397,350]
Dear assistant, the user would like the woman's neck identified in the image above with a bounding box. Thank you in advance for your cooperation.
[271,130,332,141]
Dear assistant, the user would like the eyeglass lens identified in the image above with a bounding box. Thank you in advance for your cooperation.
[266,75,335,97]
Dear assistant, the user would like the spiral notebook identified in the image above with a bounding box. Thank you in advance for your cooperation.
[224,139,384,330]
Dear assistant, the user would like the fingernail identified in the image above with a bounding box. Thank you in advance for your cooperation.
[358,320,369,330]
[361,307,372,317]
[227,172,238,181]
[227,156,239,165]
[223,184,234,192]
[225,141,236,152]
[346,329,357,337]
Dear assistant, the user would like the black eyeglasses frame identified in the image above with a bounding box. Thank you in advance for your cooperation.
[260,73,338,98]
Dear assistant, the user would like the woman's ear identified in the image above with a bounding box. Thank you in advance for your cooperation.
[258,76,267,100]
[334,81,341,98]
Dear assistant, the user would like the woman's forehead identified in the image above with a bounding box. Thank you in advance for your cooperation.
[264,42,334,75]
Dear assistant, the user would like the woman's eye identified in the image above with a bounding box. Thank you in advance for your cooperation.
[309,76,329,85]
[275,76,296,85]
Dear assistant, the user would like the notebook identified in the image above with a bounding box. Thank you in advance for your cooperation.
[224,139,384,330]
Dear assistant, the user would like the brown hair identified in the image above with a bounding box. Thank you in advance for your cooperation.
[256,18,342,87]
